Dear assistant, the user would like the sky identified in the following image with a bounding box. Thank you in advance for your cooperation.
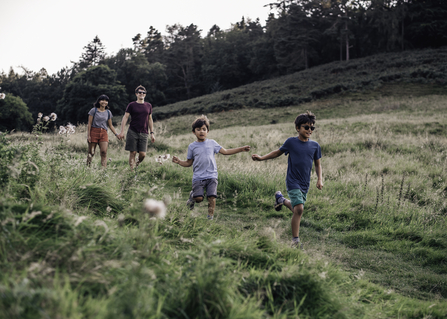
[0,0,274,76]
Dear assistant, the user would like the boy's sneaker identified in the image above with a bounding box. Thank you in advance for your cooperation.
[274,191,285,211]
[207,215,214,220]
[186,191,195,210]
[291,238,303,250]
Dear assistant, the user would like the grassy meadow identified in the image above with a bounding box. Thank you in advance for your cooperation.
[1,91,447,318]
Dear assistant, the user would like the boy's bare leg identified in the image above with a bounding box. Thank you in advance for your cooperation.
[208,197,216,219]
[283,199,304,238]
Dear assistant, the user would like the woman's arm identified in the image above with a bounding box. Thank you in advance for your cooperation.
[107,118,119,137]
[87,115,93,143]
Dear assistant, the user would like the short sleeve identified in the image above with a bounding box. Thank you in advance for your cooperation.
[88,108,95,116]
[279,138,291,155]
[213,140,222,154]
[314,144,322,160]
[187,144,194,160]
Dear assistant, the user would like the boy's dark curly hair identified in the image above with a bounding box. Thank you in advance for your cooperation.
[192,115,210,132]
[295,111,316,128]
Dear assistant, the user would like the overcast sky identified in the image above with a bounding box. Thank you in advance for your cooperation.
[0,0,273,75]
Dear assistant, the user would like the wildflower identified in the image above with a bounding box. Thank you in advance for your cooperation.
[0,93,5,99]
[58,126,67,134]
[43,116,50,122]
[155,154,171,165]
[37,113,43,119]
[50,113,57,121]
[143,199,166,219]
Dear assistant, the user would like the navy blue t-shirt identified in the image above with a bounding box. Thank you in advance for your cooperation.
[279,137,322,193]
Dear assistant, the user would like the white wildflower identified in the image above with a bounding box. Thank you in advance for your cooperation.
[143,199,166,219]
[50,113,57,121]
[0,93,6,99]
[42,116,50,122]
[58,126,67,134]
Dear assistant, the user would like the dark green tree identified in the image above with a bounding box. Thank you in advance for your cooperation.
[0,94,33,132]
[56,65,127,124]
[77,36,107,70]
[144,26,165,63]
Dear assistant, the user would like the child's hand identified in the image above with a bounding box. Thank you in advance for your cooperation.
[242,145,251,152]
[172,156,180,164]
[316,179,323,190]
[252,154,262,161]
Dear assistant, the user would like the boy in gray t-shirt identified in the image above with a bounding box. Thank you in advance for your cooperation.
[172,115,250,220]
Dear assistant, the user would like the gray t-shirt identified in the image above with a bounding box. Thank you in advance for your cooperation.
[187,139,222,182]
[88,108,112,131]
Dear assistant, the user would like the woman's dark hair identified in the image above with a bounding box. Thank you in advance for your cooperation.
[192,115,210,132]
[94,95,110,109]
[295,110,316,128]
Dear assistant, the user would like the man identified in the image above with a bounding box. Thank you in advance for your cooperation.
[118,85,155,169]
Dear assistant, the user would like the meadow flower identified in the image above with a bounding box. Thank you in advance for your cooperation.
[58,126,67,134]
[43,116,50,122]
[0,93,5,99]
[155,154,171,165]
[143,199,166,219]
[37,113,43,119]
[50,113,57,121]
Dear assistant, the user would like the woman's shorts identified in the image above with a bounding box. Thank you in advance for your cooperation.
[288,188,307,208]
[125,128,148,152]
[90,127,109,143]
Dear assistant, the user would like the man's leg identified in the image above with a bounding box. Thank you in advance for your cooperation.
[129,151,137,169]
[136,151,146,167]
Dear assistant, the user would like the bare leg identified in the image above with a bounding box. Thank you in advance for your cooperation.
[208,197,216,218]
[283,199,304,238]
[87,143,97,166]
[99,141,108,168]
[129,151,137,169]
[136,151,146,167]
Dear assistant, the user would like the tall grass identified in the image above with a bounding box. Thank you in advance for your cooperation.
[1,93,447,318]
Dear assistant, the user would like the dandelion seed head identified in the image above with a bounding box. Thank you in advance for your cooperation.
[143,199,166,219]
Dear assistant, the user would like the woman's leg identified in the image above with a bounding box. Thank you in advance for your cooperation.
[98,141,108,168]
[87,143,97,166]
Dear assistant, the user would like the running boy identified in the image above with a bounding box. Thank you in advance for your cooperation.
[252,111,323,248]
[172,115,250,220]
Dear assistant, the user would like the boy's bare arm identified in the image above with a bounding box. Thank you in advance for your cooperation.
[172,156,193,167]
[219,145,251,155]
[251,149,284,161]
[314,158,323,190]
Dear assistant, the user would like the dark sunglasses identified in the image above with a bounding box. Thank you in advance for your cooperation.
[301,125,315,131]
[137,91,146,94]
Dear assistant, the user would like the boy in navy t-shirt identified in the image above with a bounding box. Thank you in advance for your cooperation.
[172,115,250,220]
[252,111,323,248]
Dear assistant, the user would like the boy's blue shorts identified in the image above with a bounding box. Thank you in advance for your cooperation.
[287,188,307,208]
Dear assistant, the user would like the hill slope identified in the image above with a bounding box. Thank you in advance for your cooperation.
[153,47,447,120]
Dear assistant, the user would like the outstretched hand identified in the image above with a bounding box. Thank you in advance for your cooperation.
[251,154,262,161]
[172,156,180,164]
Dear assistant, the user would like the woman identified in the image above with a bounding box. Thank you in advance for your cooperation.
[87,95,120,168]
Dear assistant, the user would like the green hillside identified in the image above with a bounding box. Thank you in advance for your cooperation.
[1,49,447,318]
[154,47,447,120]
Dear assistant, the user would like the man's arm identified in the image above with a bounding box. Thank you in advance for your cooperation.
[219,145,250,155]
[252,149,284,161]
[148,114,155,143]
[172,156,193,167]
[314,158,323,190]
[118,112,130,139]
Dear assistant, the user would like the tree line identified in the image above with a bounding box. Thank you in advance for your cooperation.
[1,0,446,131]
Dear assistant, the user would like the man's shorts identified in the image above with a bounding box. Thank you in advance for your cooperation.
[90,127,109,143]
[287,188,307,208]
[192,179,218,199]
[125,128,148,152]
